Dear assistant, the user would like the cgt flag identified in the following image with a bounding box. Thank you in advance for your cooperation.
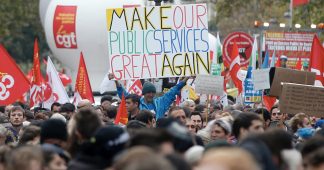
[309,35,324,86]
[30,38,44,107]
[75,52,94,103]
[229,42,243,94]
[0,45,30,105]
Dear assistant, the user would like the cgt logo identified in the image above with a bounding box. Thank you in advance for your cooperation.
[53,5,78,49]
[0,73,14,100]
[55,32,77,48]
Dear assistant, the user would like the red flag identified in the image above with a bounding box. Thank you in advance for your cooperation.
[58,72,72,86]
[0,45,30,105]
[295,58,302,70]
[263,96,276,112]
[229,42,243,94]
[221,69,230,92]
[275,56,281,67]
[75,52,94,103]
[115,93,128,125]
[309,35,324,86]
[293,0,309,7]
[30,38,44,107]
[126,79,142,96]
[43,59,71,86]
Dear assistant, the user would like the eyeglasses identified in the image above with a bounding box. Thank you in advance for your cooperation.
[272,112,282,116]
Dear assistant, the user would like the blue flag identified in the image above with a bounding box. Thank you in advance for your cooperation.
[261,51,270,69]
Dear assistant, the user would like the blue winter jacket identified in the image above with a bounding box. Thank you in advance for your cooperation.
[116,81,186,120]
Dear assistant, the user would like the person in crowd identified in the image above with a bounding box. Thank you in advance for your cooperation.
[59,103,75,120]
[42,144,69,170]
[67,108,102,157]
[93,105,105,125]
[194,104,208,118]
[5,106,25,144]
[4,105,13,117]
[232,112,264,142]
[5,145,44,170]
[0,126,7,145]
[210,119,232,142]
[197,147,261,170]
[68,126,129,169]
[254,108,271,129]
[111,73,191,119]
[125,94,141,120]
[100,95,113,112]
[51,102,61,113]
[76,99,92,110]
[18,125,41,146]
[185,118,196,134]
[180,99,196,113]
[306,147,324,170]
[106,106,118,123]
[300,136,324,169]
[40,119,68,149]
[135,110,155,128]
[129,129,174,155]
[113,146,175,170]
[168,106,187,125]
[280,55,288,68]
[270,105,288,130]
[190,111,203,130]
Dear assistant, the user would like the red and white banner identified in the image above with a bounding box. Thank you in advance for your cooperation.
[0,45,30,105]
[264,32,315,68]
[126,79,142,96]
[53,5,78,49]
[309,35,324,86]
[43,57,70,109]
[30,39,44,107]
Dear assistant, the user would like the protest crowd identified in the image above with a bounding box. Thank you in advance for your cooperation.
[0,69,324,170]
[1,1,324,170]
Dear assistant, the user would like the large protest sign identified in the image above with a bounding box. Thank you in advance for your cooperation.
[268,67,315,97]
[244,79,262,104]
[280,83,324,117]
[195,75,223,96]
[264,32,315,68]
[107,4,209,80]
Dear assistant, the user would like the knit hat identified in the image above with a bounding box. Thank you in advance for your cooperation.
[214,119,232,134]
[142,82,156,95]
[40,119,67,143]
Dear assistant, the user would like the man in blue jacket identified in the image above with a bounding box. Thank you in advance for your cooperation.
[109,74,191,120]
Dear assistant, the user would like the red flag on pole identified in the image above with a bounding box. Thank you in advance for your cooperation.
[30,38,44,107]
[263,96,276,112]
[75,52,94,103]
[293,0,309,7]
[229,42,243,94]
[0,45,30,105]
[309,35,324,86]
[295,58,302,70]
[115,93,128,125]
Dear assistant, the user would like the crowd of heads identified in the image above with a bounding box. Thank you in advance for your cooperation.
[0,91,324,170]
